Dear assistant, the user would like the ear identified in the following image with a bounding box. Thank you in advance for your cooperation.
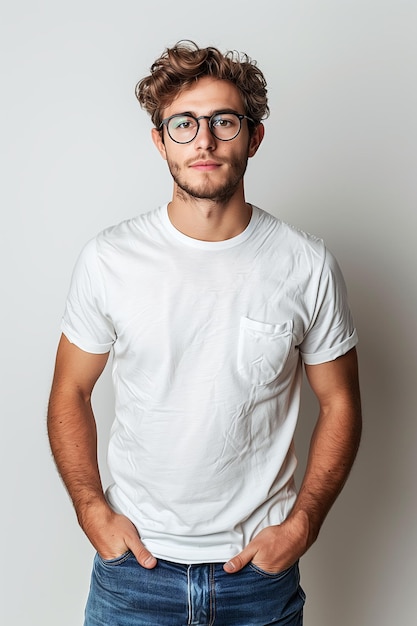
[248,123,265,158]
[151,127,167,160]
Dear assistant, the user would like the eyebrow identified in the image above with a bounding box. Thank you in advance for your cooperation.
[171,109,241,117]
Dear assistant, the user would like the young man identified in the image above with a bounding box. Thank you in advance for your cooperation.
[48,41,362,625]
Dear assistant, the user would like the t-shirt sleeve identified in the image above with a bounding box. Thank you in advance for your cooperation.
[299,247,358,365]
[61,238,115,354]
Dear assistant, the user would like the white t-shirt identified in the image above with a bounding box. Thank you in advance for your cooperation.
[62,204,357,563]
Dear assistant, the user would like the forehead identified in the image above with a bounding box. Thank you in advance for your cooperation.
[163,76,245,117]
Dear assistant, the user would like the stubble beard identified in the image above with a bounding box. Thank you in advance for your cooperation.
[167,154,249,204]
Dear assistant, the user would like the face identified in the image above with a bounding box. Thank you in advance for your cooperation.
[152,77,264,203]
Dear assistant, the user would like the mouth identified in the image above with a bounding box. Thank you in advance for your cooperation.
[189,160,222,171]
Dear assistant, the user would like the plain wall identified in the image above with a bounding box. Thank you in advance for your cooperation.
[1,1,416,624]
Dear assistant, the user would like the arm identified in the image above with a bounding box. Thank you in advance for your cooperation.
[47,334,157,567]
[224,347,362,573]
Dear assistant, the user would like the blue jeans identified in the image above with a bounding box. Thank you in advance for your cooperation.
[84,552,305,625]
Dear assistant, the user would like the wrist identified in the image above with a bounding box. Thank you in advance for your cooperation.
[285,509,318,550]
[75,494,113,531]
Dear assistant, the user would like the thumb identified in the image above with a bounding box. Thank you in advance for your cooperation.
[223,546,255,574]
[128,536,157,569]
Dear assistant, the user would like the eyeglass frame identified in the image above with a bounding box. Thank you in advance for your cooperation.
[158,110,256,144]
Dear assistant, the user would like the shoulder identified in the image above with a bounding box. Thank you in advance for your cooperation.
[254,206,327,262]
[93,206,163,252]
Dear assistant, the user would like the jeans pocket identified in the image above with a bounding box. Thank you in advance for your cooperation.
[248,561,296,579]
[96,550,132,567]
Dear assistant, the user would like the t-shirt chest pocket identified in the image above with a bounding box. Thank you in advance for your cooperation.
[237,317,294,386]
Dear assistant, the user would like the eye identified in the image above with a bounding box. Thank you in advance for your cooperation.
[211,113,238,128]
[170,116,197,130]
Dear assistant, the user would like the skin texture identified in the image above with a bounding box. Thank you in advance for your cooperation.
[47,76,362,575]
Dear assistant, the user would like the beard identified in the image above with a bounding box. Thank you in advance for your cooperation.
[166,153,249,204]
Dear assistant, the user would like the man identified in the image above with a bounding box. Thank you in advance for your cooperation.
[48,41,362,625]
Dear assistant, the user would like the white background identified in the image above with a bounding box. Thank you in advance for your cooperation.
[1,1,416,624]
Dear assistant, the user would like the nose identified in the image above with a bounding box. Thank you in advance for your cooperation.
[194,118,216,150]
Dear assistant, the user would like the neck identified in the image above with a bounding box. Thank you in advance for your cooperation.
[167,186,252,242]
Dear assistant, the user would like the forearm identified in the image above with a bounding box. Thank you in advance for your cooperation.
[47,384,109,525]
[290,395,362,545]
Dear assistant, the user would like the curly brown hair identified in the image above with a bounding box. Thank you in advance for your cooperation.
[135,40,269,130]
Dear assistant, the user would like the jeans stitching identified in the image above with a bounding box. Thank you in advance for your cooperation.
[209,564,216,626]
[248,562,294,579]
[96,550,132,567]
[187,565,192,625]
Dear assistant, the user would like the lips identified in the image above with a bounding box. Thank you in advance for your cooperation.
[189,160,222,171]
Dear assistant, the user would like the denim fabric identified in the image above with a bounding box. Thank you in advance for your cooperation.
[84,552,305,625]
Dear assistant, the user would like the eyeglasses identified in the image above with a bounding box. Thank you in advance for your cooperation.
[159,111,255,144]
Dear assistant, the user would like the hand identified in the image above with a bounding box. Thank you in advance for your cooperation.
[223,511,310,574]
[79,501,157,569]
